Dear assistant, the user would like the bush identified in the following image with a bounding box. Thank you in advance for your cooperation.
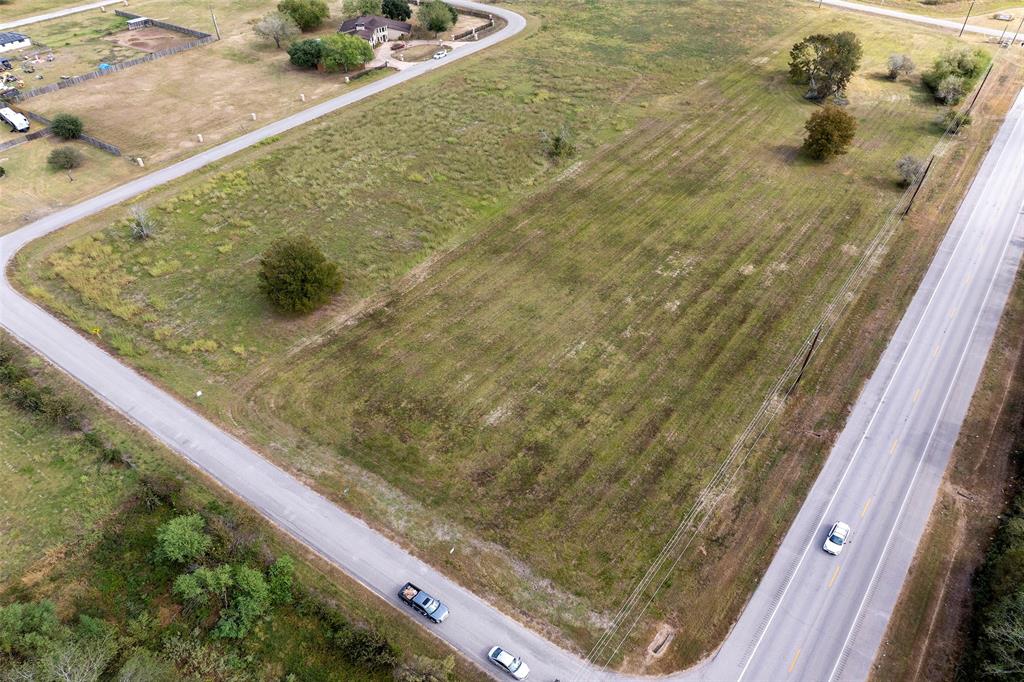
[287,38,323,68]
[47,146,82,170]
[334,624,398,670]
[922,48,990,104]
[277,0,329,31]
[267,555,295,604]
[128,205,156,240]
[802,105,857,161]
[541,124,576,161]
[420,0,455,34]
[896,155,926,187]
[382,0,412,21]
[50,113,83,140]
[155,514,213,564]
[886,54,915,80]
[941,110,972,134]
[257,236,342,314]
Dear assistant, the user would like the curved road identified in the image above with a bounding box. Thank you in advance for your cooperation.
[2,2,1023,680]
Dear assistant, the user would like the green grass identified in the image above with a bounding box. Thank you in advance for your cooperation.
[0,400,132,584]
[0,336,479,680]
[13,0,992,669]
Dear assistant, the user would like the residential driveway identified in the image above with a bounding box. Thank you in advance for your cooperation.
[371,40,464,71]
[1,2,1023,681]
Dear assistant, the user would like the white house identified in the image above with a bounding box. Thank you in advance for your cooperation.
[0,32,31,54]
[338,16,412,47]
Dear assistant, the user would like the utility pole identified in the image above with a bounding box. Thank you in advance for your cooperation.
[998,20,1010,45]
[1012,16,1024,47]
[210,6,221,40]
[959,1,975,37]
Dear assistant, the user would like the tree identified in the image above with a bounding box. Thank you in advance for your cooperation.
[277,0,330,31]
[343,0,381,16]
[896,155,925,187]
[319,33,374,73]
[155,513,212,564]
[334,624,398,670]
[788,32,863,100]
[886,54,915,81]
[802,105,857,161]
[0,601,61,659]
[128,205,156,240]
[258,236,342,313]
[50,113,83,140]
[213,565,271,639]
[420,0,454,35]
[287,38,323,68]
[382,0,412,21]
[254,11,299,49]
[47,146,82,170]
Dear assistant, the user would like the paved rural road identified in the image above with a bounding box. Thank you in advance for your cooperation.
[2,2,1023,681]
[0,0,123,30]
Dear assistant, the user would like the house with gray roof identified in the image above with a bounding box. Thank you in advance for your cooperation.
[339,16,412,46]
[0,32,31,54]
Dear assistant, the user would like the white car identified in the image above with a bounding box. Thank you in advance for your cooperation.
[488,646,530,679]
[823,521,850,556]
[432,49,448,59]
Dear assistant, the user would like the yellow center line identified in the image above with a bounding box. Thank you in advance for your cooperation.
[912,388,922,403]
[861,497,872,518]
[788,648,802,673]
[828,565,841,589]
[949,307,959,319]
[932,344,941,358]
[889,438,899,455]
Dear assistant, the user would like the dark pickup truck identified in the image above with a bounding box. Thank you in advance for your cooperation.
[399,582,450,623]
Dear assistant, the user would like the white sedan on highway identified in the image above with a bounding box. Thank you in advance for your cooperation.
[488,646,530,679]
[823,521,851,555]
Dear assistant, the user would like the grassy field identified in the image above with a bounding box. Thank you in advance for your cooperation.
[13,0,1019,670]
[0,334,479,680]
[0,0,86,20]
[0,0,388,234]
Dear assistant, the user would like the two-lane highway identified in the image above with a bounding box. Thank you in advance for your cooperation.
[703,85,1024,682]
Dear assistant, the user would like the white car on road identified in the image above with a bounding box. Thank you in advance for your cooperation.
[432,49,448,59]
[488,646,530,679]
[823,521,850,555]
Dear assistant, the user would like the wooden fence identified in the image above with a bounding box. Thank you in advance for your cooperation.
[4,12,215,103]
[0,127,51,153]
[22,110,122,156]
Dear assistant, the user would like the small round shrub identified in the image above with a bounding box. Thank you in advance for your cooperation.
[47,147,83,170]
[50,113,83,140]
[258,235,342,314]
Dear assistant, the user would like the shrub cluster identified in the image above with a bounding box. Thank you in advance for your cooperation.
[962,486,1024,678]
[258,235,342,313]
[922,48,990,105]
[46,146,82,170]
[49,113,83,140]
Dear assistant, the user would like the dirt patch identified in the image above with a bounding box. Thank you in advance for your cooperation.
[105,27,194,54]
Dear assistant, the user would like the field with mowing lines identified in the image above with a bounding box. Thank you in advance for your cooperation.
[13,0,1010,669]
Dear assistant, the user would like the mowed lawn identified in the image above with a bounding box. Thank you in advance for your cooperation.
[13,0,991,667]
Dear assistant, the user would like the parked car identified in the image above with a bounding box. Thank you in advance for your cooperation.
[432,49,448,60]
[488,646,529,679]
[398,582,449,623]
[822,521,850,556]
[390,42,406,50]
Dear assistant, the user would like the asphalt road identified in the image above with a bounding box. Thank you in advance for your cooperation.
[0,0,123,30]
[2,2,1023,681]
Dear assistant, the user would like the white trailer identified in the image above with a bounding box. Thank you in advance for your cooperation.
[0,107,30,132]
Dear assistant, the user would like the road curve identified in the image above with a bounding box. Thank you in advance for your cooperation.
[2,2,1024,681]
